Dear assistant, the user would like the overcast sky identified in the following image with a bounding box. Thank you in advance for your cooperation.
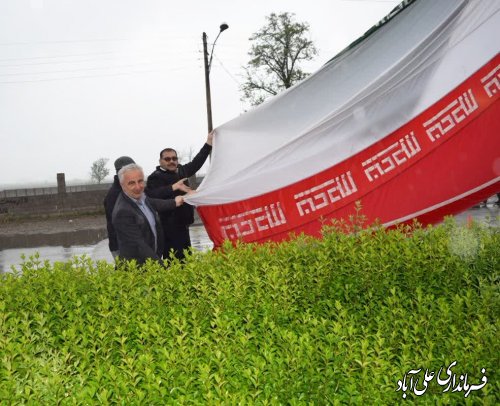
[0,0,401,188]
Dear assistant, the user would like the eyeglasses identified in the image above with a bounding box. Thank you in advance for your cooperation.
[162,156,178,162]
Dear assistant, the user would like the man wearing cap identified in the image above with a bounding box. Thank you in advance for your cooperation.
[104,156,191,258]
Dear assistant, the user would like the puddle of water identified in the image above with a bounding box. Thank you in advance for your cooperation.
[0,228,107,250]
[0,244,103,274]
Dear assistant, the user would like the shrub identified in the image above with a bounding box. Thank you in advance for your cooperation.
[0,219,498,404]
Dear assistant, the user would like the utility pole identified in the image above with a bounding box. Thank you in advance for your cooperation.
[202,32,213,133]
[202,23,228,134]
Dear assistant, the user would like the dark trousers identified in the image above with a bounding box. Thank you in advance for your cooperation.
[162,224,191,261]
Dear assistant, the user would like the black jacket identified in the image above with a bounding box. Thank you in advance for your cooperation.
[111,192,176,264]
[103,175,122,251]
[146,143,211,226]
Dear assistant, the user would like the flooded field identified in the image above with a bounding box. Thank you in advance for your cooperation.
[0,225,213,274]
[1,206,498,274]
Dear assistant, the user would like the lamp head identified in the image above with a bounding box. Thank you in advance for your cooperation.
[219,23,229,32]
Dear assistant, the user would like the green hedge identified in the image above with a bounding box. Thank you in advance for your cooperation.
[1,219,498,404]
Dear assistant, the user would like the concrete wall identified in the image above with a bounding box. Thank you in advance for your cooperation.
[0,190,107,219]
[0,175,204,223]
[0,182,111,198]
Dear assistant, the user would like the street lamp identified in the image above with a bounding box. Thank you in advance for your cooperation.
[203,23,229,133]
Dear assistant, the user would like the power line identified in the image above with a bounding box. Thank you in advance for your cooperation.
[214,55,241,86]
[0,51,114,63]
[0,52,198,71]
[0,65,191,85]
[0,35,199,47]
[0,48,198,66]
[0,59,177,77]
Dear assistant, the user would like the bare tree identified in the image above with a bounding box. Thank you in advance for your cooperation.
[241,12,318,106]
[178,146,196,165]
[90,158,110,184]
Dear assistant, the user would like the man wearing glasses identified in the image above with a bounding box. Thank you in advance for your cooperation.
[146,131,213,260]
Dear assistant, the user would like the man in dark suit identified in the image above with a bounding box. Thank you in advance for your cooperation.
[103,156,135,259]
[146,130,213,260]
[112,163,184,265]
